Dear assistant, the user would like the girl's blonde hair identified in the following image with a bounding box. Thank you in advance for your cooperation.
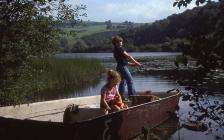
[107,69,121,84]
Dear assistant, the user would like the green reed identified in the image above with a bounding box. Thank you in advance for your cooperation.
[31,57,103,89]
[0,57,104,106]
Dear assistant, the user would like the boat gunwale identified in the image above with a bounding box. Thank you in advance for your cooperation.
[0,91,180,124]
[72,91,180,124]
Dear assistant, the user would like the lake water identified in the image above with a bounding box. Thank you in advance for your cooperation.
[56,52,181,60]
[55,52,224,140]
[54,52,182,97]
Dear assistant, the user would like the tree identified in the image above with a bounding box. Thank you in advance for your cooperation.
[105,20,112,29]
[173,0,224,69]
[0,0,86,77]
[0,0,86,104]
[123,20,134,29]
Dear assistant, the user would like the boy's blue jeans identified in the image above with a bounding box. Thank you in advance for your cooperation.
[117,65,136,99]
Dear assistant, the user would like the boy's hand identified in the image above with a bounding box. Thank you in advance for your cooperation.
[136,62,142,67]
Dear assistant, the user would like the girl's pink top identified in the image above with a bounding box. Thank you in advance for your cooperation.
[101,84,117,102]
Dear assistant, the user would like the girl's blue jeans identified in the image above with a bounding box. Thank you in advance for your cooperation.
[117,65,136,99]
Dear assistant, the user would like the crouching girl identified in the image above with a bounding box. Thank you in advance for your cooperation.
[100,69,128,114]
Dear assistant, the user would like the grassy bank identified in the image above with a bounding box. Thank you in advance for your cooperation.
[0,58,104,106]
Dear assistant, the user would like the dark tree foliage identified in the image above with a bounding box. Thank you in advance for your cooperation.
[0,0,86,104]
[119,7,203,52]
[173,0,224,69]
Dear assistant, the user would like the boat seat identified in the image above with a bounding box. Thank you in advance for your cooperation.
[63,104,104,123]
[130,95,160,106]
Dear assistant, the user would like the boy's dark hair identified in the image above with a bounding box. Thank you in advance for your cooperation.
[112,35,123,46]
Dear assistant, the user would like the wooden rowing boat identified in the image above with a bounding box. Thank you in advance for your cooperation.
[0,89,180,140]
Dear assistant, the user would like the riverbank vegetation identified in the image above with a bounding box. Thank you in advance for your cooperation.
[0,0,89,106]
[0,58,104,106]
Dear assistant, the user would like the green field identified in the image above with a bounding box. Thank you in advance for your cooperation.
[58,22,143,52]
[63,24,119,39]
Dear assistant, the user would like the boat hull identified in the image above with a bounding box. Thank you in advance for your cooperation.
[0,91,180,140]
[72,92,180,140]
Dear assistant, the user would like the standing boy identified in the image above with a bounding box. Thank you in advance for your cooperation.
[112,35,141,100]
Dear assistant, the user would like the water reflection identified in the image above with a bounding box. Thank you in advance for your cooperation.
[134,74,178,92]
[145,69,224,140]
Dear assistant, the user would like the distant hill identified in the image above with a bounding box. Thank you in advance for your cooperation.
[58,21,143,52]
[119,2,220,52]
[58,2,220,53]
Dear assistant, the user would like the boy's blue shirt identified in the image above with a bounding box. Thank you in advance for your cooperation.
[113,46,128,66]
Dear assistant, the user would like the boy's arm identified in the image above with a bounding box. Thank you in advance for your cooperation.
[123,51,141,66]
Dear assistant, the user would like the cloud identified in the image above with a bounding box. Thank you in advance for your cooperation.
[71,0,196,23]
[102,0,196,22]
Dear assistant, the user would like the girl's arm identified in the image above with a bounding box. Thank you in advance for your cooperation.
[115,86,122,100]
[101,94,111,110]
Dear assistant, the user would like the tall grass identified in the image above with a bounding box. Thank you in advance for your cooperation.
[31,57,103,89]
[0,58,104,106]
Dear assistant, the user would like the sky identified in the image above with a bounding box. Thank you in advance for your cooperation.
[71,0,197,23]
